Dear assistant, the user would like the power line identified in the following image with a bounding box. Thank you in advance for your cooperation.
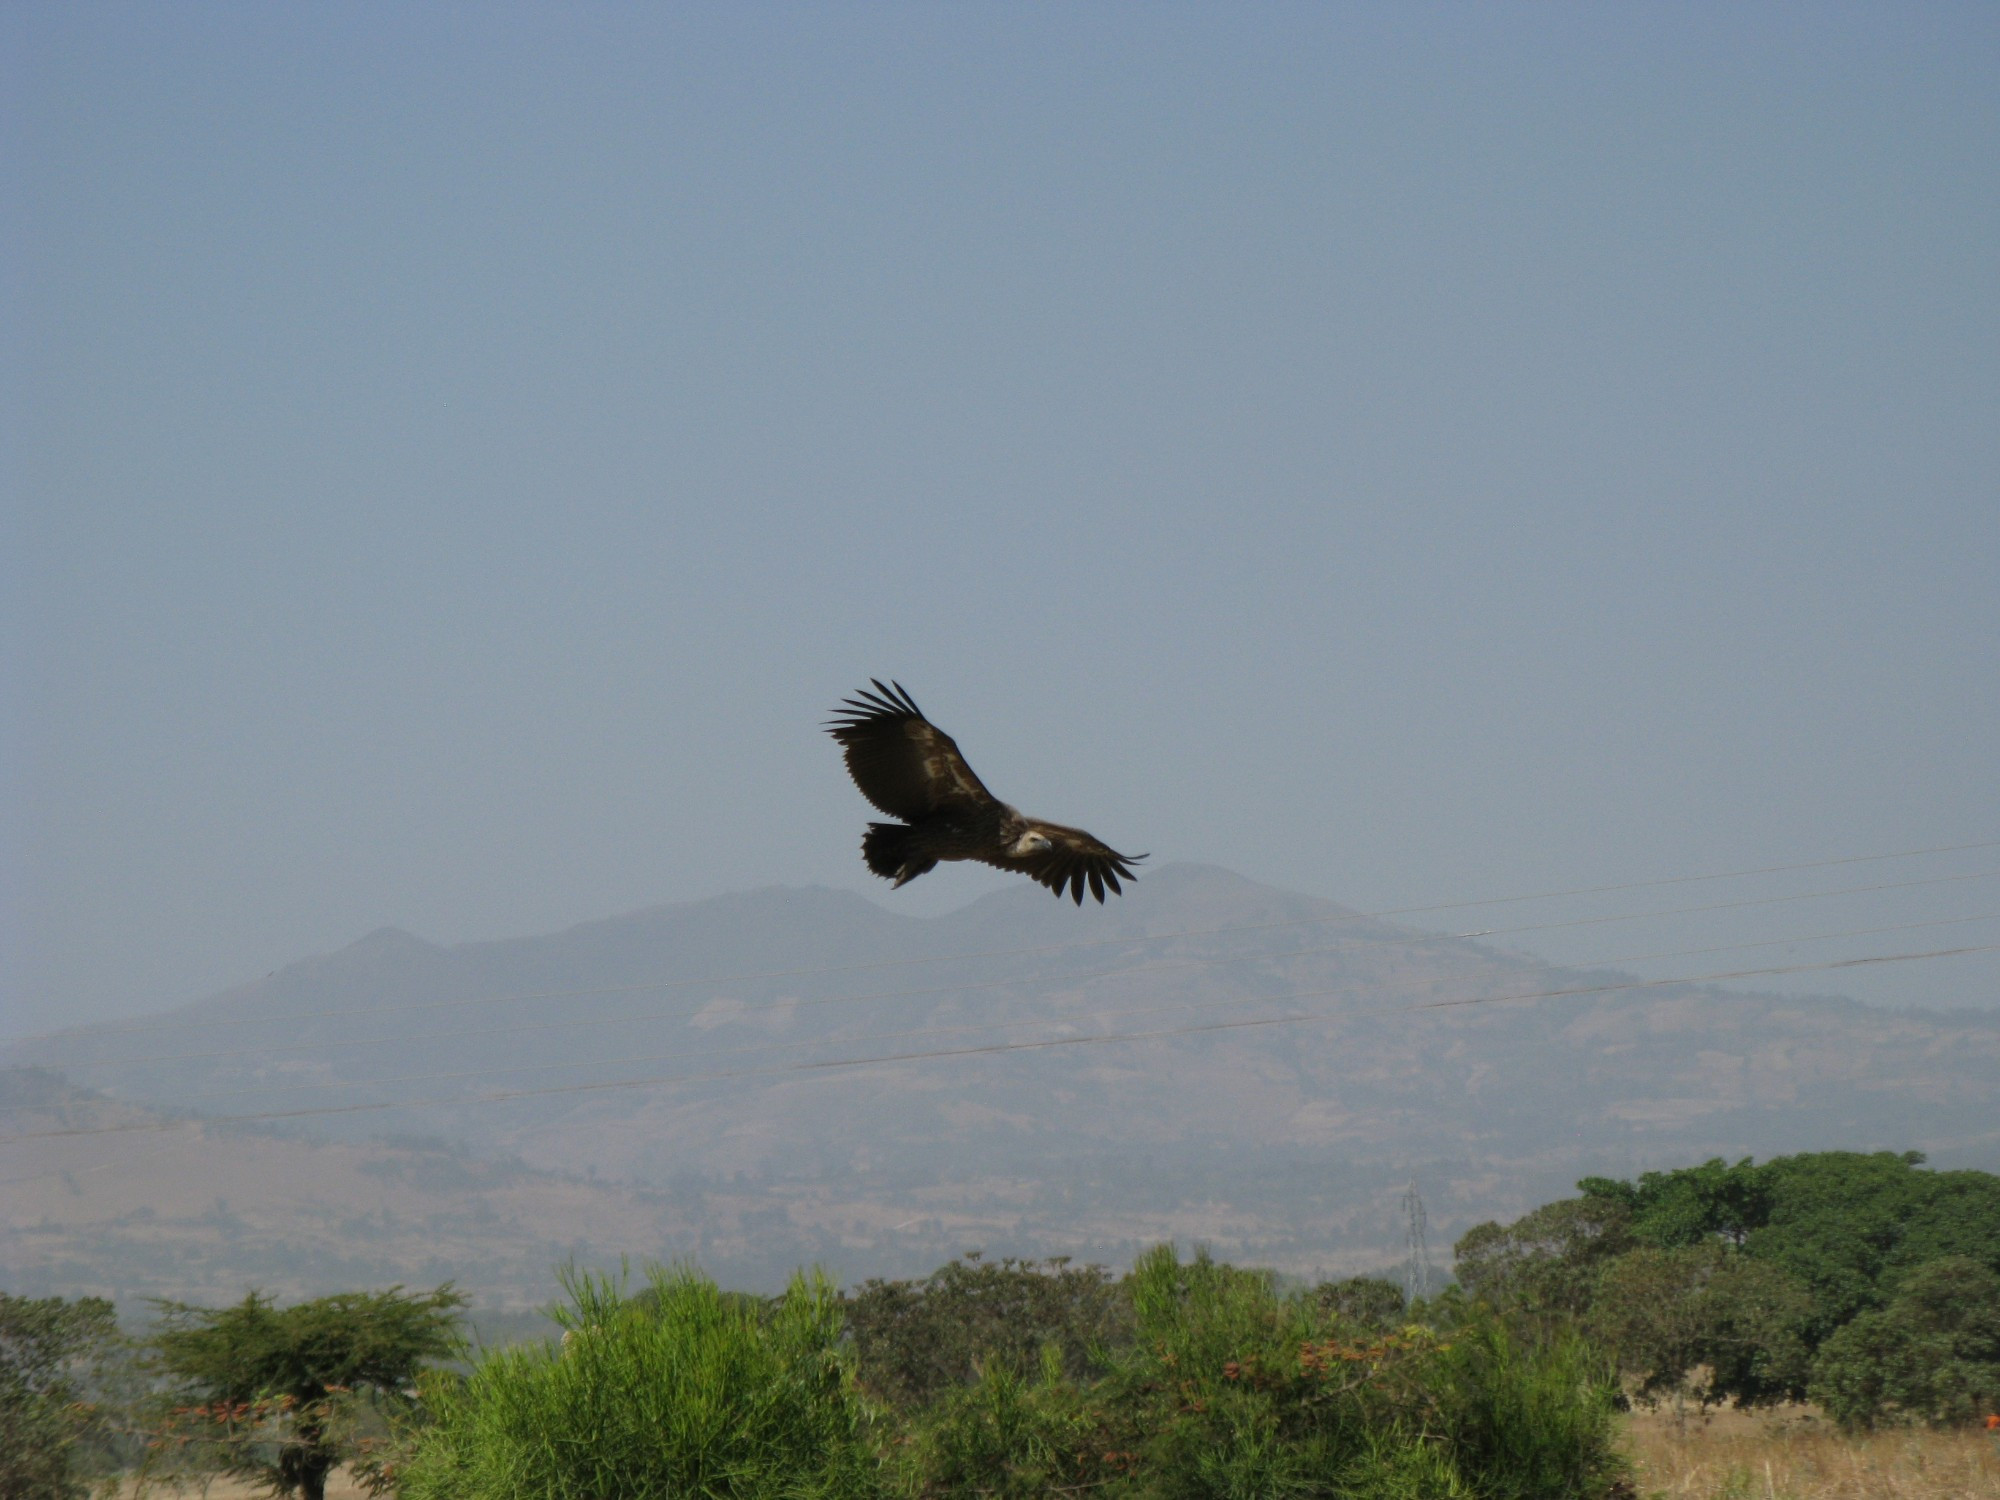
[5,940,1993,1147]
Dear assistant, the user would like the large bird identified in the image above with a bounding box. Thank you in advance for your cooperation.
[827,680,1145,904]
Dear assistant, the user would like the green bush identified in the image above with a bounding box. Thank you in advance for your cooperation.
[398,1267,876,1500]
[402,1247,1625,1500]
[1426,1322,1621,1500]
[895,1344,1126,1499]
[928,1248,1632,1500]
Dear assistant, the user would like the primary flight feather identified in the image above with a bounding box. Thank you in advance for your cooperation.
[826,680,1145,905]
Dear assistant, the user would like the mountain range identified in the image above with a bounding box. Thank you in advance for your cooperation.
[6,864,1997,1307]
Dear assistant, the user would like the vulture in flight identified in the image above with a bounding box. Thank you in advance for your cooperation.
[827,680,1145,904]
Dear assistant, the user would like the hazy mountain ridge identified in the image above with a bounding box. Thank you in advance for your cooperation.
[6,865,1997,1302]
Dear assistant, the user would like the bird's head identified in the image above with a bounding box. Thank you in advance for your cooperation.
[1010,830,1054,857]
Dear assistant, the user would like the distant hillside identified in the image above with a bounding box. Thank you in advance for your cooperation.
[0,1069,768,1308]
[7,865,1998,1299]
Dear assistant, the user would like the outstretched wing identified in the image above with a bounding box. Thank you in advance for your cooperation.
[994,819,1147,906]
[825,680,996,820]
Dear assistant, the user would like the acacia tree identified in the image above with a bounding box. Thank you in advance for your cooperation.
[146,1284,464,1500]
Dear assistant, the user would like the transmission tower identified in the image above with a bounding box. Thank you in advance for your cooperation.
[1401,1179,1433,1306]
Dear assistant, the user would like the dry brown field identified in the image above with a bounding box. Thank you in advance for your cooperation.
[1624,1406,2000,1499]
[113,1415,2000,1499]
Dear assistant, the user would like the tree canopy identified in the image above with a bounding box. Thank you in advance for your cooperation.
[1461,1150,2000,1425]
[1580,1150,2000,1339]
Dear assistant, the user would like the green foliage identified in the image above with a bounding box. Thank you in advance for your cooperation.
[1746,1152,2000,1340]
[400,1246,1624,1500]
[1465,1151,2000,1425]
[1120,1244,1349,1499]
[0,1292,119,1500]
[1809,1256,2000,1430]
[896,1344,1126,1499]
[1425,1322,1622,1500]
[1454,1198,1635,1328]
[1580,1151,2000,1342]
[1311,1276,1408,1332]
[1579,1157,1771,1249]
[144,1282,465,1500]
[845,1253,1130,1409]
[1589,1243,1811,1407]
[398,1266,876,1500]
[892,1246,1618,1496]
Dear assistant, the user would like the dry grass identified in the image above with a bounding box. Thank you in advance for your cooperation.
[109,1417,2000,1500]
[1624,1404,2000,1499]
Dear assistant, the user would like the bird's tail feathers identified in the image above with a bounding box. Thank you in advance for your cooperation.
[862,823,934,888]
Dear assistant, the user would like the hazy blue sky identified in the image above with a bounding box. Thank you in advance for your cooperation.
[5,3,1997,1041]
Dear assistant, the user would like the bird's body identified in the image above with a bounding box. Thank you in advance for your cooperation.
[826,680,1144,904]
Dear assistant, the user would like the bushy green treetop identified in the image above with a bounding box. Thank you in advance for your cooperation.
[1810,1256,2000,1429]
[1579,1151,2000,1340]
[1578,1157,1771,1248]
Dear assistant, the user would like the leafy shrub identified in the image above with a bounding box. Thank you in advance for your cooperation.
[895,1343,1131,1499]
[399,1267,875,1500]
[1117,1245,1620,1500]
[404,1248,1626,1500]
[1426,1321,1622,1500]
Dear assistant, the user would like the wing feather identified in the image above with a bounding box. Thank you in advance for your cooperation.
[825,681,995,820]
[986,819,1147,905]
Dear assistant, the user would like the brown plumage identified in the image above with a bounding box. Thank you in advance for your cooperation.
[826,680,1145,905]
